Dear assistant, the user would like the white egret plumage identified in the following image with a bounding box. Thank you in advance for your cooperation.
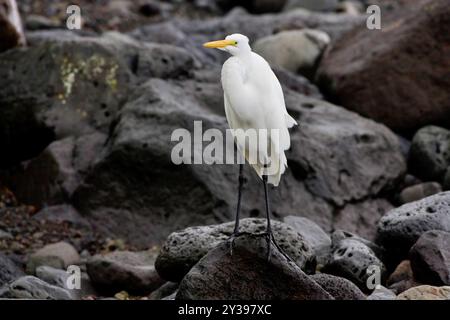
[203,33,298,259]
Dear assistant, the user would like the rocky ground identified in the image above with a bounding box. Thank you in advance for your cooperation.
[0,0,450,300]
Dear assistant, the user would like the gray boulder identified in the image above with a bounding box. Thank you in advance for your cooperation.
[0,276,73,300]
[1,133,106,206]
[367,285,396,300]
[377,192,450,263]
[399,182,443,205]
[333,199,394,241]
[409,230,450,286]
[176,233,333,300]
[155,218,316,282]
[253,29,330,77]
[26,241,80,274]
[283,215,331,266]
[35,265,98,299]
[86,250,165,295]
[149,282,178,300]
[311,273,366,300]
[408,126,450,182]
[322,231,386,292]
[0,253,25,287]
[0,30,194,169]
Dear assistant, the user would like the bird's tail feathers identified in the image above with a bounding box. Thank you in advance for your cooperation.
[285,113,298,128]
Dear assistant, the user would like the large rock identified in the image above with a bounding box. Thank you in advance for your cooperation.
[387,260,414,292]
[317,0,450,133]
[322,230,386,292]
[26,242,80,274]
[155,218,316,282]
[409,230,450,286]
[0,275,73,300]
[1,133,106,206]
[408,126,450,182]
[399,182,443,205]
[149,282,178,300]
[367,285,396,300]
[35,265,98,299]
[376,192,450,264]
[253,29,330,78]
[283,215,331,266]
[311,273,366,300]
[86,250,165,295]
[0,253,25,287]
[0,31,193,169]
[333,199,393,241]
[71,71,405,248]
[397,285,450,300]
[176,233,333,300]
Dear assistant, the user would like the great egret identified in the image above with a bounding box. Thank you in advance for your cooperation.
[203,33,297,259]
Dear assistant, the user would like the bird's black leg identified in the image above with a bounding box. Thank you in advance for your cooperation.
[262,173,297,265]
[262,174,274,261]
[228,163,244,255]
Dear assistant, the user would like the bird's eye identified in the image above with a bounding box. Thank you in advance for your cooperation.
[234,41,238,45]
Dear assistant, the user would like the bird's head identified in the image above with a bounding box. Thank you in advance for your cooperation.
[203,33,251,56]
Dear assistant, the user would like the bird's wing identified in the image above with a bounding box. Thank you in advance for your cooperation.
[222,55,296,186]
[251,52,298,129]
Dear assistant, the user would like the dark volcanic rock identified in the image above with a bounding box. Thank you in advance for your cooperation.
[317,0,450,133]
[408,126,450,182]
[86,251,165,295]
[155,218,316,282]
[311,273,366,300]
[399,182,443,205]
[176,233,333,300]
[377,192,450,264]
[0,253,25,287]
[71,71,405,248]
[409,230,450,286]
[322,231,386,292]
[0,31,193,169]
[367,285,396,300]
[333,199,393,241]
[149,281,178,300]
[0,275,73,300]
[283,215,331,266]
[1,132,106,206]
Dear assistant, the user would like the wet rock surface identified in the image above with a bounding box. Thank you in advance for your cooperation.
[155,218,316,282]
[176,233,333,300]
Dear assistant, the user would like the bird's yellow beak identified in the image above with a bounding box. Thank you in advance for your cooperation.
[203,39,236,48]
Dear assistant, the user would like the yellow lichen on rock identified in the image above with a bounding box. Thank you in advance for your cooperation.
[59,54,119,104]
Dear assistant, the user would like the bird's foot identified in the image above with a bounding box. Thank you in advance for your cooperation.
[257,231,274,262]
[257,231,296,264]
[227,231,250,256]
